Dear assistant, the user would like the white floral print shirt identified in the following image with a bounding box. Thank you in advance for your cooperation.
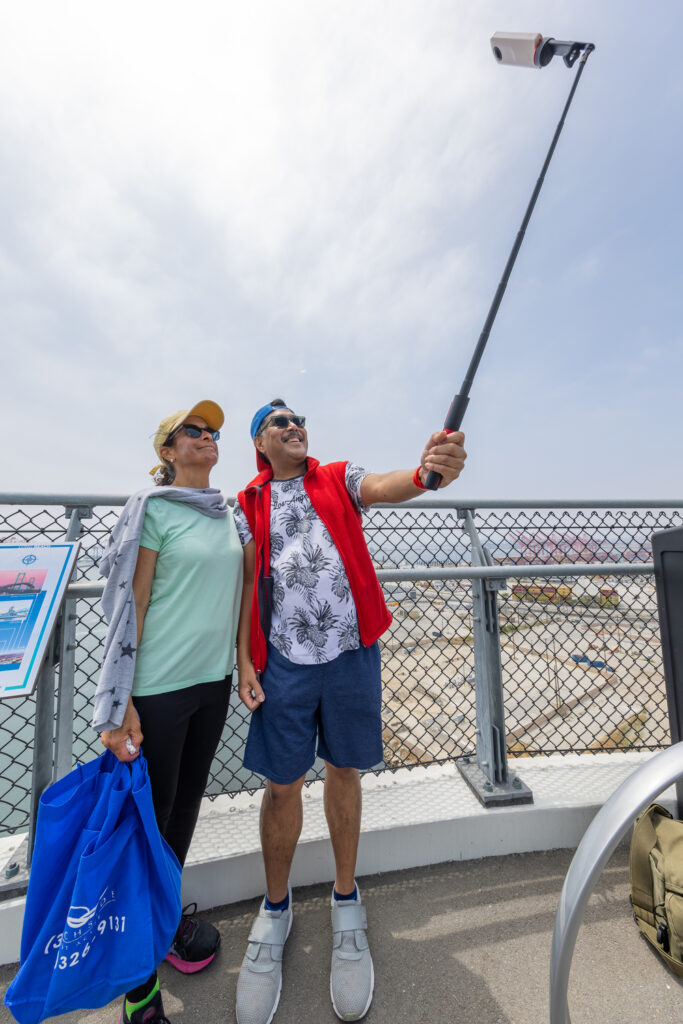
[233,463,368,665]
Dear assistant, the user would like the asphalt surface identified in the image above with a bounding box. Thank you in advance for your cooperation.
[1,847,681,1024]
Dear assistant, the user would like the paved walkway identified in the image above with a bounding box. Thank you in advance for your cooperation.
[1,846,681,1024]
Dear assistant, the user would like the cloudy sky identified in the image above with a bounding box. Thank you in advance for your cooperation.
[2,1,681,500]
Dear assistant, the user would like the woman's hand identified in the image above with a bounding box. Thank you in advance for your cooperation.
[101,697,143,761]
[237,661,265,713]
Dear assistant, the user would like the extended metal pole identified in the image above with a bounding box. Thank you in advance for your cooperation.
[425,43,595,489]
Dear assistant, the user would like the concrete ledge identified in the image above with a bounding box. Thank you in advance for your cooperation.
[0,751,676,965]
[181,751,677,908]
[0,898,27,968]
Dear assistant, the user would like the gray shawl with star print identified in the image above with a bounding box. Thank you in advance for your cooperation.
[92,486,228,732]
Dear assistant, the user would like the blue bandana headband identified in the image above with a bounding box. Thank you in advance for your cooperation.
[250,401,290,439]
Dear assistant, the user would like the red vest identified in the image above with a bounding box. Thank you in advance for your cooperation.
[237,458,392,672]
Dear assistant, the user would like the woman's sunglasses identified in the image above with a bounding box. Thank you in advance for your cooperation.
[258,414,306,434]
[166,424,220,444]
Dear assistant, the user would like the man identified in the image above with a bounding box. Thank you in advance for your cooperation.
[233,399,467,1024]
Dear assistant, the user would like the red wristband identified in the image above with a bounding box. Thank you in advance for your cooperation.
[413,466,427,490]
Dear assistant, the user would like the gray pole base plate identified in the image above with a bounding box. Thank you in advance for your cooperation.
[0,836,29,901]
[457,759,534,807]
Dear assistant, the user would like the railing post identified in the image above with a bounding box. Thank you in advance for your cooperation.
[457,510,532,806]
[27,647,56,867]
[25,506,90,863]
[54,506,91,780]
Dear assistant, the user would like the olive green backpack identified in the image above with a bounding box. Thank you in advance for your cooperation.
[630,803,683,977]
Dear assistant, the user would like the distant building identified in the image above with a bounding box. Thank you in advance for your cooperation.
[511,581,572,603]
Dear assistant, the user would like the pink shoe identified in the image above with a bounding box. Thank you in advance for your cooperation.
[164,903,221,974]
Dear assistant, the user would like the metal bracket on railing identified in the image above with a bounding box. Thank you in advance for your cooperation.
[457,510,533,807]
[62,505,94,528]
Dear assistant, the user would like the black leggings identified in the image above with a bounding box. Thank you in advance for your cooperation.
[134,675,232,868]
[125,676,231,1005]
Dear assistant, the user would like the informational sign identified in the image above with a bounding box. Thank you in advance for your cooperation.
[0,543,80,698]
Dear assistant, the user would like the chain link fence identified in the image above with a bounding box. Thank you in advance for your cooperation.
[365,502,678,770]
[0,497,680,836]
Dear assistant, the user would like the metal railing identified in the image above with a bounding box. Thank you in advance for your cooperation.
[549,741,683,1023]
[1,495,681,835]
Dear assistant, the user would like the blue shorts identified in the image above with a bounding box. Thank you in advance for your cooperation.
[243,642,383,785]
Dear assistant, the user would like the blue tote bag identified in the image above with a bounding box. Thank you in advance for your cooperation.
[5,750,181,1024]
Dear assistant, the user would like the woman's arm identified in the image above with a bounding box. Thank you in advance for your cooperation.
[236,540,265,712]
[100,545,157,761]
[131,545,157,647]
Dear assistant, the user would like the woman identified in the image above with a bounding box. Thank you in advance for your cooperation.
[94,399,243,1024]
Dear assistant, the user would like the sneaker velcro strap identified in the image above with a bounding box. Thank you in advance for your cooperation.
[332,902,368,936]
[332,927,369,954]
[248,913,290,948]
[245,940,284,965]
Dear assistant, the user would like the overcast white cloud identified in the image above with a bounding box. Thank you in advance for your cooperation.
[2,1,681,499]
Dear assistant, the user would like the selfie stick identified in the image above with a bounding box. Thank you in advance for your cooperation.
[425,33,595,489]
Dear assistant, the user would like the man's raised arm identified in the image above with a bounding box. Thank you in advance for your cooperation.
[360,429,467,506]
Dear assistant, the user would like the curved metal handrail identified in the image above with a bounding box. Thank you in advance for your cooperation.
[549,741,683,1023]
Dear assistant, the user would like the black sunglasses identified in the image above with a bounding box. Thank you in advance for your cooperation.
[166,424,220,444]
[259,414,306,434]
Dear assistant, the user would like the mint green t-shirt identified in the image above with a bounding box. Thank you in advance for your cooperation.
[132,498,243,696]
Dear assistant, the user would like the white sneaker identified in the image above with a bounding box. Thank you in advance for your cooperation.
[236,892,293,1024]
[330,887,374,1021]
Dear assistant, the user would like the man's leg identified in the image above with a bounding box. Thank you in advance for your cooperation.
[261,774,306,902]
[317,644,382,1022]
[238,645,322,1024]
[326,763,374,1023]
[236,774,304,1024]
[323,763,361,895]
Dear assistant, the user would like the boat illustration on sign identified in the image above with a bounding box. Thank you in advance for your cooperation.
[0,606,28,621]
